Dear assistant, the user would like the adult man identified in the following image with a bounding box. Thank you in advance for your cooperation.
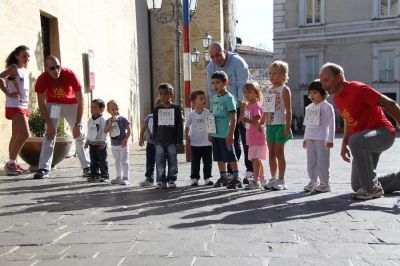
[319,62,400,200]
[207,42,253,182]
[33,56,91,179]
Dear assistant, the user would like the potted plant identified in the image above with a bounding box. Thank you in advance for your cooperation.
[19,108,73,170]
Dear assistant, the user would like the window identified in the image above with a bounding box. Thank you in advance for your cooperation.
[373,44,400,83]
[299,0,324,26]
[373,0,400,18]
[300,50,323,85]
[379,50,395,82]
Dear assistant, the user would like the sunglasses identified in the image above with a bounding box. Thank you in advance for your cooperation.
[49,65,61,71]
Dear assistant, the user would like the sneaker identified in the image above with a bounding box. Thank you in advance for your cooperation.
[82,167,91,177]
[352,186,384,200]
[226,177,242,189]
[140,179,154,187]
[168,181,177,188]
[33,169,49,179]
[314,183,331,193]
[191,178,199,186]
[111,177,124,185]
[272,179,288,190]
[204,178,214,186]
[155,182,167,189]
[304,181,318,192]
[245,179,261,190]
[264,178,277,190]
[260,179,267,189]
[15,163,29,174]
[243,171,253,185]
[214,176,228,187]
[101,173,109,180]
[87,176,105,183]
[4,162,22,176]
[121,179,130,186]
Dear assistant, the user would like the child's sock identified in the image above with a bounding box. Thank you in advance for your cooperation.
[220,171,227,178]
[259,176,265,182]
[232,171,239,179]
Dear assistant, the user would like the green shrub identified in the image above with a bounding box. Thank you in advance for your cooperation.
[28,108,68,137]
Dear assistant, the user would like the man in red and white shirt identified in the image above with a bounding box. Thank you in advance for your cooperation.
[320,62,400,200]
[33,55,90,179]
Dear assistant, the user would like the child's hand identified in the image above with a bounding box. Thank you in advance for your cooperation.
[99,143,105,150]
[84,143,88,149]
[139,139,144,146]
[121,139,128,148]
[208,134,213,142]
[326,142,333,149]
[303,140,307,149]
[284,127,292,137]
[258,124,264,133]
[226,136,234,147]
[242,117,250,124]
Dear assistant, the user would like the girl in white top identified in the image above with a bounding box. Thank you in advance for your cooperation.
[261,60,293,191]
[303,79,335,193]
[0,45,31,176]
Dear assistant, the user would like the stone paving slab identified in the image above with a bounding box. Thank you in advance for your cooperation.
[0,137,400,265]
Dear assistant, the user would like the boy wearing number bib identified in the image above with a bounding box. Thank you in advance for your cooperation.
[85,99,109,182]
[303,80,335,193]
[261,61,293,191]
[185,90,214,187]
[104,100,132,186]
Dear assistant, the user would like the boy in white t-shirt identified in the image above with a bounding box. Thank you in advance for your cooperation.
[185,90,214,186]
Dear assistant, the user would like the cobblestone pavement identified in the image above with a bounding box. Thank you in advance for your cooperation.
[0,137,399,266]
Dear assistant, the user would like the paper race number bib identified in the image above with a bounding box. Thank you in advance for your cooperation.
[50,105,61,119]
[192,117,207,133]
[109,121,120,138]
[158,109,175,126]
[303,104,321,126]
[244,110,251,129]
[87,123,98,141]
[263,93,276,113]
[206,115,216,134]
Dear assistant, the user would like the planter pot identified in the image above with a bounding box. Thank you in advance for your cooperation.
[19,137,73,170]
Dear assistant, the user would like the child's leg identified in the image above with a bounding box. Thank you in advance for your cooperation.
[191,146,201,180]
[166,144,178,182]
[98,144,109,178]
[275,143,286,180]
[155,144,167,183]
[89,145,99,176]
[145,143,156,182]
[9,113,29,161]
[218,161,227,173]
[121,146,130,180]
[252,159,260,180]
[259,161,265,182]
[267,142,277,178]
[202,146,213,179]
[112,145,122,177]
[306,140,318,183]
[316,140,330,185]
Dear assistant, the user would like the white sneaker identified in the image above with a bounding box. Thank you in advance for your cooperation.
[314,183,331,193]
[140,180,154,187]
[304,181,318,192]
[155,182,167,189]
[204,178,214,186]
[243,171,253,184]
[191,178,199,186]
[260,179,267,189]
[168,181,177,188]
[273,179,288,190]
[245,180,261,190]
[265,178,277,190]
[121,179,130,186]
[111,177,123,185]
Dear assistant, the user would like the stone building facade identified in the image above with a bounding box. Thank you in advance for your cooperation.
[0,0,148,162]
[273,0,400,126]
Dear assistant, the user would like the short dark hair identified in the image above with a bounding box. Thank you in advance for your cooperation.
[92,98,105,109]
[211,71,228,82]
[308,79,327,98]
[158,83,174,95]
[190,90,205,102]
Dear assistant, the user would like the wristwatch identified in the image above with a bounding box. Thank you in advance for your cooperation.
[74,123,82,128]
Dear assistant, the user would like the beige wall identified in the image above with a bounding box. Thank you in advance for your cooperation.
[0,0,148,162]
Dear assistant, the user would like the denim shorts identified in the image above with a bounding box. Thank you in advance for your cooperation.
[212,137,238,163]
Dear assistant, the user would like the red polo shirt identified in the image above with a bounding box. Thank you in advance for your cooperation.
[35,67,82,104]
[334,81,395,135]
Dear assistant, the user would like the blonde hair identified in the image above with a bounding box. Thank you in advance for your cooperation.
[106,100,119,115]
[269,60,289,83]
[243,81,263,103]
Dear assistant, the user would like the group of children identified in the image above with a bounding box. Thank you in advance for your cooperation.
[138,60,335,192]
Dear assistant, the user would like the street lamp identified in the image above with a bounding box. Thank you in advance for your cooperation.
[146,0,162,11]
[202,32,213,49]
[191,32,213,70]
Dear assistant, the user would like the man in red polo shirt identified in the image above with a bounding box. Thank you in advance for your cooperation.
[320,62,400,200]
[33,55,90,179]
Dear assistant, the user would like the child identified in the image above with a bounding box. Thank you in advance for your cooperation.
[261,60,293,190]
[104,100,131,186]
[139,99,160,187]
[242,82,267,190]
[303,79,335,192]
[85,99,109,182]
[185,90,214,186]
[152,83,183,189]
[210,71,241,189]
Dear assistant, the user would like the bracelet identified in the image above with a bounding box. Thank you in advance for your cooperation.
[74,123,82,128]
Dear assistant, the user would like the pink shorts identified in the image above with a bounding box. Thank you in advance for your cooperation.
[5,107,29,120]
[248,144,267,160]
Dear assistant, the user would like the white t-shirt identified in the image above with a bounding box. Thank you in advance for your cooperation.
[303,100,335,143]
[186,109,213,147]
[86,115,108,144]
[6,66,29,109]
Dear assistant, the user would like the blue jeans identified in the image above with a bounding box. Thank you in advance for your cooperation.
[145,143,156,182]
[155,144,178,183]
[89,143,109,177]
